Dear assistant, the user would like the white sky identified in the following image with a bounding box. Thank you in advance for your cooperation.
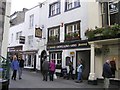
[11,0,45,14]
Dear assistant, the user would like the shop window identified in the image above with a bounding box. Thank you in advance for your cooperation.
[49,52,62,69]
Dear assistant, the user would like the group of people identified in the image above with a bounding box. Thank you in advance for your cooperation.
[11,55,24,80]
[102,58,116,88]
[42,59,56,81]
[42,59,84,83]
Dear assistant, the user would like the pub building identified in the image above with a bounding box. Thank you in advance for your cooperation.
[46,0,120,84]
[46,21,91,80]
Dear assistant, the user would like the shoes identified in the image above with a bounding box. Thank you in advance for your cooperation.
[75,80,83,83]
[19,78,22,80]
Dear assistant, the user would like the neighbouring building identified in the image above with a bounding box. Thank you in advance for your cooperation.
[0,0,11,58]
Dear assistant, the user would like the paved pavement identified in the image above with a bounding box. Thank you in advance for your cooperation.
[9,70,119,88]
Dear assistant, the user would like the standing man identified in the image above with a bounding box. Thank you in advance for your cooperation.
[11,55,19,80]
[42,59,49,81]
[18,56,24,79]
[67,61,74,80]
[102,60,112,88]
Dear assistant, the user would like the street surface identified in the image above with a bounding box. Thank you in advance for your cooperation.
[9,70,118,89]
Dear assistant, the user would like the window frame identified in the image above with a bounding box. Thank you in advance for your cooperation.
[16,31,22,40]
[65,0,80,11]
[28,35,34,48]
[49,1,61,17]
[49,51,62,69]
[48,26,60,42]
[65,20,81,40]
[29,14,34,28]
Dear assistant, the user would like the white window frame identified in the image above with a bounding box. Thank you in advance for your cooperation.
[50,52,62,65]
[29,14,34,28]
[50,2,60,16]
[16,31,22,40]
[66,23,80,34]
[66,0,80,10]
[49,28,59,37]
[28,35,33,48]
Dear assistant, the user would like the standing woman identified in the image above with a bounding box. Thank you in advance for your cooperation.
[49,60,55,81]
[11,55,19,80]
[76,60,83,83]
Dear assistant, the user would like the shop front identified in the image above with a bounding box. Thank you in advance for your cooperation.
[47,40,90,78]
[7,45,23,60]
[88,38,120,84]
[23,50,38,70]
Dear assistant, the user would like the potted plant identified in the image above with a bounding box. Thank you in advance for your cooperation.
[65,33,72,40]
[85,29,95,39]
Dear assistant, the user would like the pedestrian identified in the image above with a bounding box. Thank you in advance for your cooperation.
[75,60,83,83]
[18,56,24,79]
[49,60,55,81]
[102,60,112,88]
[11,55,19,80]
[67,61,74,80]
[110,58,116,78]
[42,59,49,81]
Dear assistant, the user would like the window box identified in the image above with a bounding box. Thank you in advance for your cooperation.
[85,24,120,40]
[49,35,58,42]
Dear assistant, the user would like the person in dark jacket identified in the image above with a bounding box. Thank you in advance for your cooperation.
[110,58,116,78]
[18,56,24,79]
[11,55,19,80]
[102,60,112,88]
[67,61,74,80]
[42,59,49,81]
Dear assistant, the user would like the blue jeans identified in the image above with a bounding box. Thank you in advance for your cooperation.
[77,72,82,80]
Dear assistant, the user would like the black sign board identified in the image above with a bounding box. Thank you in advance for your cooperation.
[19,36,25,44]
[47,41,90,50]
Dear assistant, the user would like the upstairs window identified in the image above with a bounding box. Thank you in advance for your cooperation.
[28,35,33,48]
[29,14,34,28]
[65,21,80,40]
[49,2,60,17]
[48,26,60,42]
[16,31,22,40]
[65,0,80,11]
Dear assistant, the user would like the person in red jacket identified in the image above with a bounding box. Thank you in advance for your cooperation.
[49,60,55,81]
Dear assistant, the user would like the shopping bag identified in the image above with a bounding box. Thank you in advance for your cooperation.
[54,74,57,79]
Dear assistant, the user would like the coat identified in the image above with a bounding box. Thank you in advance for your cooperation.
[49,62,55,72]
[11,60,19,70]
[42,60,49,71]
[102,62,112,78]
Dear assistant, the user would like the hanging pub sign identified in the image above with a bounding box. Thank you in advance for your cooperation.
[35,27,42,38]
[19,36,25,44]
